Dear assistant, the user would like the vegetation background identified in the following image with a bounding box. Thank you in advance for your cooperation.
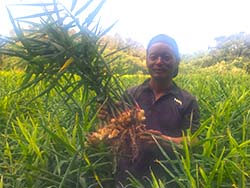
[0,0,250,187]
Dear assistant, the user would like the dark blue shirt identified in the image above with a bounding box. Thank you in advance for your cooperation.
[126,78,200,137]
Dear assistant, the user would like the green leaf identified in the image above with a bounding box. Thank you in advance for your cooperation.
[8,3,54,6]
[83,0,106,27]
[70,0,78,11]
[74,0,94,17]
[59,150,79,188]
[16,10,59,20]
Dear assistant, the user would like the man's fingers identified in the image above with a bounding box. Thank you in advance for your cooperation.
[138,134,155,143]
[146,129,162,136]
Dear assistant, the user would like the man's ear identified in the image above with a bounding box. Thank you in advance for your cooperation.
[172,65,179,78]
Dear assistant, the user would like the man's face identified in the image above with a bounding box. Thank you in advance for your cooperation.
[146,42,178,80]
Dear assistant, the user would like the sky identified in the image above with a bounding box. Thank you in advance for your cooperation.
[1,0,250,54]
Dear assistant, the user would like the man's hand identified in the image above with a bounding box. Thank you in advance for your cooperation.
[138,129,163,145]
[147,129,184,144]
[137,129,184,152]
[137,129,165,151]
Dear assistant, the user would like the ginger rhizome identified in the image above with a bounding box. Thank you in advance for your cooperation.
[87,106,146,161]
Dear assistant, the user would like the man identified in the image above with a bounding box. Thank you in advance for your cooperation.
[100,34,200,187]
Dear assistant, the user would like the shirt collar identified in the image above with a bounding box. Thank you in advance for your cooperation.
[141,78,180,97]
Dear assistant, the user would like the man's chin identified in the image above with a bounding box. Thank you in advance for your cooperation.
[152,75,170,81]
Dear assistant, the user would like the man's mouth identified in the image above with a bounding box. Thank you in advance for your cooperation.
[152,68,167,73]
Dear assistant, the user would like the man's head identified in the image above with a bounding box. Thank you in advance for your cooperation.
[146,34,180,79]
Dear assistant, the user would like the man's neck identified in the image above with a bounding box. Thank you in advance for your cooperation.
[149,78,173,99]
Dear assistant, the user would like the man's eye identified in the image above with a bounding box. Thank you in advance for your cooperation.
[163,55,171,61]
[149,55,157,61]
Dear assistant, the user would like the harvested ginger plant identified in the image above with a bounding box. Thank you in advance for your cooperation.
[87,106,146,161]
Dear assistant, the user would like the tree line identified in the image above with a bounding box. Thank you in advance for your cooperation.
[1,32,250,74]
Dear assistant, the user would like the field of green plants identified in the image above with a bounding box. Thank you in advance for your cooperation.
[1,0,250,187]
[0,70,249,188]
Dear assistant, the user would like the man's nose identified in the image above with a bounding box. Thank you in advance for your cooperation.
[156,56,164,64]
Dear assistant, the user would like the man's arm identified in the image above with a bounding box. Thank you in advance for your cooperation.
[139,129,199,151]
[141,129,183,144]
